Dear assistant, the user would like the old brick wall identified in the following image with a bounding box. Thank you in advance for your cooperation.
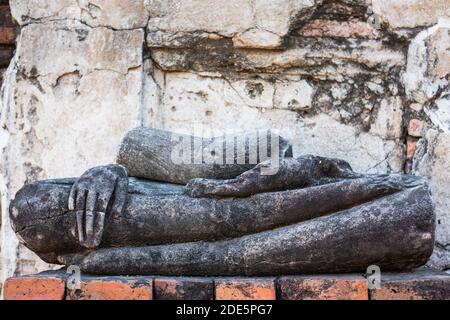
[4,270,450,300]
[0,0,16,84]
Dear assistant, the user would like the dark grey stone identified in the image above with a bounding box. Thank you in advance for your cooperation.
[9,128,436,276]
[117,127,293,185]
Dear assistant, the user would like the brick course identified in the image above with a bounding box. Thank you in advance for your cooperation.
[67,276,153,300]
[4,276,66,300]
[0,1,16,85]
[154,277,214,300]
[277,275,369,300]
[215,278,277,300]
[370,271,450,300]
[5,270,449,300]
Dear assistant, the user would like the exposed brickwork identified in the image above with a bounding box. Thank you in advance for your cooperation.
[406,137,419,160]
[277,275,369,300]
[370,271,450,300]
[4,276,66,300]
[154,277,214,300]
[3,271,450,300]
[0,27,16,45]
[215,278,276,300]
[67,276,153,300]
[298,19,380,39]
[0,1,16,85]
[408,119,426,137]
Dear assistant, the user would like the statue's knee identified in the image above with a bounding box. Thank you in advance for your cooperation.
[9,180,76,263]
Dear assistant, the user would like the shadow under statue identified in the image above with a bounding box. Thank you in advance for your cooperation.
[10,127,435,276]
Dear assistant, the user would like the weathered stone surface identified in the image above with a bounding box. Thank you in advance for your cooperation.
[10,0,81,26]
[370,270,450,300]
[117,127,292,184]
[278,275,368,300]
[67,276,153,300]
[403,19,450,268]
[146,0,318,49]
[215,278,276,300]
[10,0,149,29]
[151,39,405,75]
[78,0,149,30]
[414,131,450,269]
[274,80,315,111]
[17,21,143,80]
[369,97,404,140]
[4,274,66,300]
[408,119,426,138]
[403,19,449,106]
[154,277,213,300]
[372,0,450,29]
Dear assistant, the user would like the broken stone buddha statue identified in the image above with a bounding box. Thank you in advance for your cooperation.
[10,127,435,276]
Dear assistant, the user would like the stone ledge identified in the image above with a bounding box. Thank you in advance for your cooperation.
[66,275,153,300]
[370,271,450,300]
[4,273,66,300]
[216,278,276,300]
[3,270,450,300]
[154,277,214,300]
[277,275,369,300]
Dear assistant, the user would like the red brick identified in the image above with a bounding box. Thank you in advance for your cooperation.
[4,276,66,300]
[408,119,426,137]
[277,275,368,300]
[0,27,17,45]
[0,5,15,27]
[215,278,276,300]
[406,137,419,160]
[154,277,214,300]
[67,277,153,300]
[370,271,450,300]
[298,19,380,39]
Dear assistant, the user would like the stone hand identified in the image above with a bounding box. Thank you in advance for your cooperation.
[185,155,362,198]
[68,164,128,248]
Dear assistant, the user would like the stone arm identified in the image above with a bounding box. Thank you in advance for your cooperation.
[185,155,363,198]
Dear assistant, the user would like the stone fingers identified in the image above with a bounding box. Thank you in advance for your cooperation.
[111,177,128,217]
[85,192,97,241]
[76,211,84,243]
[68,185,77,211]
[72,189,108,249]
